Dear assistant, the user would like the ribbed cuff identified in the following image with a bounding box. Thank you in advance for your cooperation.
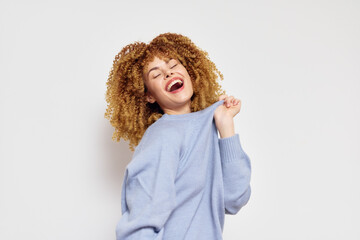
[218,133,246,163]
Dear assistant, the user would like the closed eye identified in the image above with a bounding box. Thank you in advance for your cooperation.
[153,64,177,78]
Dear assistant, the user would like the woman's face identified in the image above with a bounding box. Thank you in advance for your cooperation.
[143,56,194,115]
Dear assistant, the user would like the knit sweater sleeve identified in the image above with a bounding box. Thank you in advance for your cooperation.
[218,133,252,215]
[116,129,180,240]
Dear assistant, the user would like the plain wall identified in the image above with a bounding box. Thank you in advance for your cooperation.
[0,0,359,239]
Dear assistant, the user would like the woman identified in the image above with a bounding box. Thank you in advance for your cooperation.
[104,32,251,240]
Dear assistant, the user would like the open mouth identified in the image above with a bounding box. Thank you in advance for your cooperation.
[167,79,184,92]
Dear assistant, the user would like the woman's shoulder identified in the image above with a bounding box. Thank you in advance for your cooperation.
[137,117,183,151]
[128,118,182,175]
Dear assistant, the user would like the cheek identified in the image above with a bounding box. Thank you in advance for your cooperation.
[180,67,190,77]
[183,68,192,81]
[144,81,156,93]
[150,81,164,92]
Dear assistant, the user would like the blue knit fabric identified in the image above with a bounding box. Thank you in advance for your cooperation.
[116,99,251,240]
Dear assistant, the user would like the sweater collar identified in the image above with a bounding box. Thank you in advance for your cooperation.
[161,100,225,120]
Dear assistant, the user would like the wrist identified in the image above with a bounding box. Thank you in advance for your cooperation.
[217,118,235,138]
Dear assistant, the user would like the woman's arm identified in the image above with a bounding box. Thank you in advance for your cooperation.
[219,132,252,215]
[116,130,180,239]
[215,95,252,215]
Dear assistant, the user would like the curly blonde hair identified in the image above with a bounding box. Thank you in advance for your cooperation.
[104,32,226,152]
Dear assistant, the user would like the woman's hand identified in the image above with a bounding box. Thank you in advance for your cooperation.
[214,94,242,138]
[215,94,241,118]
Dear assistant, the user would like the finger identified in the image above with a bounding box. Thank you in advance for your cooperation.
[236,99,241,107]
[218,94,228,101]
[226,96,234,107]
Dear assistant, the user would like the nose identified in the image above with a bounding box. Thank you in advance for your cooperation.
[165,69,174,79]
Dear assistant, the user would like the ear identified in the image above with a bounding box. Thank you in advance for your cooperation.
[146,92,156,104]
[143,78,156,104]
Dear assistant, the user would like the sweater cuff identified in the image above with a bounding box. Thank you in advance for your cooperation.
[218,133,247,163]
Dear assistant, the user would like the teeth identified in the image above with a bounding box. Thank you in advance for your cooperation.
[167,79,183,92]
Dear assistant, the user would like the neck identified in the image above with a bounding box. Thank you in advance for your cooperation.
[163,101,192,115]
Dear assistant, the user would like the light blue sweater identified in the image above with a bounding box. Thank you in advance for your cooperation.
[116,99,251,240]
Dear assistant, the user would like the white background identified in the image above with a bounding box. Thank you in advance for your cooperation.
[1,0,359,239]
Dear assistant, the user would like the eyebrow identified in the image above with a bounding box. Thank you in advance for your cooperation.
[147,58,174,78]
